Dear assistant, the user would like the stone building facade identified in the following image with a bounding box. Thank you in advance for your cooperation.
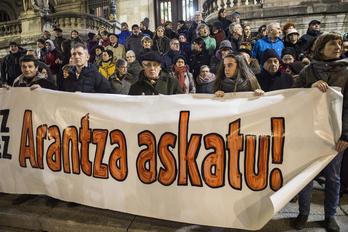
[0,0,347,57]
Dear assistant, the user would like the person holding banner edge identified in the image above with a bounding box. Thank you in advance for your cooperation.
[293,33,348,232]
[214,52,264,97]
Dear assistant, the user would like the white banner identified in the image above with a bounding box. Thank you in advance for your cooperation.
[0,88,342,230]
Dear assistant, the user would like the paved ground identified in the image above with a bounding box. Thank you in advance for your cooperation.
[0,184,347,232]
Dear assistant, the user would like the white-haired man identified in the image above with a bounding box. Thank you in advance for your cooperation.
[252,22,284,64]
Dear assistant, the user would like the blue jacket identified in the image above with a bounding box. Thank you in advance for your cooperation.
[118,30,131,45]
[252,37,284,64]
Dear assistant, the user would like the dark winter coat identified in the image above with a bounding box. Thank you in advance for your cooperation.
[125,33,145,58]
[296,58,348,141]
[128,70,183,95]
[1,49,26,85]
[13,73,56,90]
[127,60,142,84]
[109,72,132,94]
[189,49,211,80]
[153,36,171,55]
[62,64,112,93]
[256,69,293,92]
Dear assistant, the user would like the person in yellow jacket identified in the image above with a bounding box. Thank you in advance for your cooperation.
[98,49,116,79]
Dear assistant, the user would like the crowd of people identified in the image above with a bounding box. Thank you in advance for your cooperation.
[1,9,348,232]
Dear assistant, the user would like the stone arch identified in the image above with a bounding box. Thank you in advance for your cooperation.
[0,0,19,21]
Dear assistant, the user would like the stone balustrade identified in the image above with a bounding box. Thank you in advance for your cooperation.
[47,12,121,33]
[203,0,263,17]
[0,20,22,37]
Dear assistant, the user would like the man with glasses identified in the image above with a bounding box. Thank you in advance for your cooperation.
[162,38,185,72]
[129,51,182,95]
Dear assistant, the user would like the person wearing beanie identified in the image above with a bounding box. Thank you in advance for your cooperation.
[125,24,145,59]
[128,51,182,95]
[284,28,304,60]
[217,8,232,32]
[1,41,27,85]
[299,19,322,52]
[98,49,116,79]
[252,22,284,64]
[106,33,126,62]
[189,37,211,81]
[170,55,195,94]
[53,27,66,53]
[210,40,233,74]
[256,48,293,92]
[281,47,297,64]
[285,61,305,83]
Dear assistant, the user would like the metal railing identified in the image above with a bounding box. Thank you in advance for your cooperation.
[203,0,263,16]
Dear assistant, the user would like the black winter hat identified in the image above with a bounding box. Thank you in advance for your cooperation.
[262,48,280,65]
[140,51,162,63]
[173,55,187,64]
[309,20,321,26]
[281,47,296,58]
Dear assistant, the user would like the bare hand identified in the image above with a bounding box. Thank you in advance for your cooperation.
[312,80,329,92]
[30,84,41,91]
[214,90,225,97]
[254,89,264,96]
[336,139,348,152]
[1,84,10,90]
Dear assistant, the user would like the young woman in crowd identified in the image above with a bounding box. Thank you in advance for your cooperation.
[152,26,170,55]
[214,53,263,96]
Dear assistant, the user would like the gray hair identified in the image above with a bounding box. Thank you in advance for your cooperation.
[267,23,280,34]
[115,58,127,68]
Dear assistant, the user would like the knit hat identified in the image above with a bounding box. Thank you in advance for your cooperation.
[213,21,223,30]
[173,55,187,64]
[281,47,296,58]
[219,40,232,50]
[309,20,321,26]
[262,48,280,65]
[288,61,305,75]
[238,48,252,57]
[140,51,162,63]
[287,28,299,36]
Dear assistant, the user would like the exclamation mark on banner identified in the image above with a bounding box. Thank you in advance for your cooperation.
[270,117,285,191]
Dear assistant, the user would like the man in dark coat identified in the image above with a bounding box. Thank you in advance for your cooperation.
[62,43,112,93]
[299,20,322,52]
[1,41,26,85]
[129,51,182,95]
[13,55,56,90]
[125,24,145,59]
[189,37,211,81]
[256,48,293,92]
[162,38,185,72]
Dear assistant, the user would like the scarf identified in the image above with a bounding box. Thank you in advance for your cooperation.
[220,75,250,93]
[197,72,216,84]
[173,65,188,91]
